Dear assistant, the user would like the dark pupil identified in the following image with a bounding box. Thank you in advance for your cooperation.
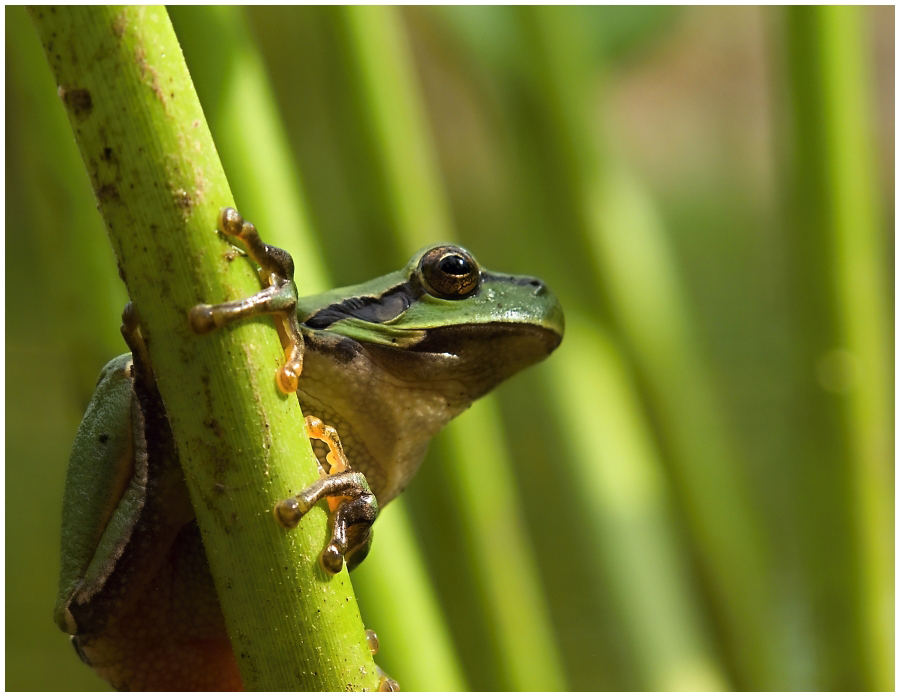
[438,254,470,276]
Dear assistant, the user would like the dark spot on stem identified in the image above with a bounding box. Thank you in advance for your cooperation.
[173,188,193,215]
[64,88,93,120]
[97,183,119,204]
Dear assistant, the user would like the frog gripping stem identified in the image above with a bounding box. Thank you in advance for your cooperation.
[275,416,379,574]
[275,472,378,574]
[188,207,304,394]
[190,210,381,575]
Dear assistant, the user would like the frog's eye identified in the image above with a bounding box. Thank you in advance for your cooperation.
[418,245,481,299]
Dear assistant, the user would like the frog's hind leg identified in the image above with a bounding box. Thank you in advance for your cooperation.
[188,207,304,393]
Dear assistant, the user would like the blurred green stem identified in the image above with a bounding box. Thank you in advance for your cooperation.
[818,8,893,688]
[517,6,780,687]
[341,5,454,249]
[784,6,892,689]
[550,313,729,691]
[337,5,567,689]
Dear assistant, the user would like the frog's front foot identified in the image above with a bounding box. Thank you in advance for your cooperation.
[275,416,379,574]
[275,470,377,573]
[188,207,304,393]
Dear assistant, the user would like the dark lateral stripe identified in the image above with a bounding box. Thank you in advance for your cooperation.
[304,282,420,329]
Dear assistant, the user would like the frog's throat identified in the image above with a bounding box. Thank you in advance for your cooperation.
[297,323,560,504]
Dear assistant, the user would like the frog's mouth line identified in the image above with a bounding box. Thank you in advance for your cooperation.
[405,321,563,356]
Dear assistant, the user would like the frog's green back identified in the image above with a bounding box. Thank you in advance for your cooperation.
[55,355,147,634]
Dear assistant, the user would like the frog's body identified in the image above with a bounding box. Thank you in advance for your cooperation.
[55,209,563,691]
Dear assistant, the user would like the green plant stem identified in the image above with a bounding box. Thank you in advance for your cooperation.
[549,313,729,691]
[28,6,377,690]
[444,402,567,691]
[516,6,779,687]
[8,5,125,390]
[784,7,892,689]
[818,9,893,689]
[339,6,567,689]
[341,5,454,249]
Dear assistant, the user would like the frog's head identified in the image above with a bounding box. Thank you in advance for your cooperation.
[296,244,563,501]
[299,244,563,401]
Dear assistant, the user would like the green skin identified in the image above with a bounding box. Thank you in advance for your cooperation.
[55,223,563,688]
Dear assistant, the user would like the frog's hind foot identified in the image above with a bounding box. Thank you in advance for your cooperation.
[188,207,304,393]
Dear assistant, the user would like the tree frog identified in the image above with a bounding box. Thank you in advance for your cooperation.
[55,208,564,690]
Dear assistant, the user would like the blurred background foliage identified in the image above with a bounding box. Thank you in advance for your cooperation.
[6,5,893,691]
